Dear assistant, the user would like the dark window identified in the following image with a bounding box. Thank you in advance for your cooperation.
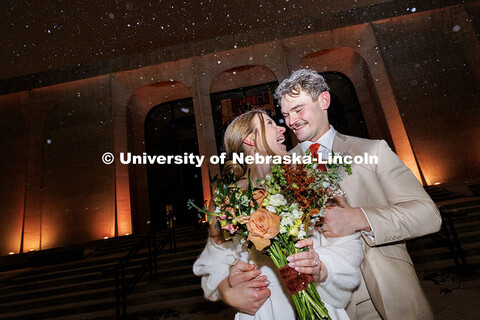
[321,72,369,138]
[145,98,203,228]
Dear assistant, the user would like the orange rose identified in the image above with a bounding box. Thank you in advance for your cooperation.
[251,189,269,207]
[247,208,281,251]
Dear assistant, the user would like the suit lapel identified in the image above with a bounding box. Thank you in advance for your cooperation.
[331,133,352,182]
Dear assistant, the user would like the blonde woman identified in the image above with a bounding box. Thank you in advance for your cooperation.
[193,110,363,320]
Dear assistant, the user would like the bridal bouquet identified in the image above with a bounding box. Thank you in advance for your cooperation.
[189,153,351,320]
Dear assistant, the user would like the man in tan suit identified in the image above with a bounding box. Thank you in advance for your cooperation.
[278,69,441,319]
[207,69,441,319]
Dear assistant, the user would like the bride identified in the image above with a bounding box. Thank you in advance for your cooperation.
[193,110,363,320]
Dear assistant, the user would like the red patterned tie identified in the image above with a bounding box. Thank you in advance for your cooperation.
[308,143,327,171]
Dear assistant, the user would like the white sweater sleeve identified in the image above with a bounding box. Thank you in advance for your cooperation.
[312,231,364,308]
[192,237,239,301]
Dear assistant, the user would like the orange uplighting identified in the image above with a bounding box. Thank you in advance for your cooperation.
[124,233,130,236]
[104,236,109,239]
[116,184,133,236]
[8,252,15,255]
[434,182,441,185]
[29,249,35,251]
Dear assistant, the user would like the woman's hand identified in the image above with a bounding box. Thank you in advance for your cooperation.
[218,261,271,315]
[286,238,328,283]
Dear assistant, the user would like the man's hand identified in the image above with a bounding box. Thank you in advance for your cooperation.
[218,261,271,315]
[219,276,271,315]
[286,238,328,283]
[229,261,263,287]
[317,195,371,237]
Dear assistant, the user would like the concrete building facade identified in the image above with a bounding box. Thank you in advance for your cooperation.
[1,0,479,255]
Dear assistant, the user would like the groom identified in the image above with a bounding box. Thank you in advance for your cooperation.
[220,69,441,319]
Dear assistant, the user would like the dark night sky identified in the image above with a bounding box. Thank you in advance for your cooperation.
[0,0,394,80]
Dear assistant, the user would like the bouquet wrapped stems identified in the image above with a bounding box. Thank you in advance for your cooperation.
[267,233,331,320]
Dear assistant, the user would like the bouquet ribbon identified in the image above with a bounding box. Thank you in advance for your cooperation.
[278,265,314,295]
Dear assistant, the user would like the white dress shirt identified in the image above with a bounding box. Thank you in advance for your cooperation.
[299,125,336,160]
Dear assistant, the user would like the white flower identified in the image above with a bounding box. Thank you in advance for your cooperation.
[281,215,293,227]
[214,206,221,214]
[280,211,290,217]
[292,208,303,220]
[269,194,287,207]
[240,195,250,206]
[298,224,306,239]
[322,181,330,189]
[266,205,277,213]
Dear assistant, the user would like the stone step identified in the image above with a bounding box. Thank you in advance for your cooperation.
[0,240,206,287]
[409,240,480,258]
[441,200,480,210]
[0,270,199,305]
[411,242,480,266]
[92,229,207,256]
[1,250,197,285]
[443,209,480,220]
[447,220,480,235]
[414,254,480,273]
[0,282,204,320]
[3,246,203,286]
[0,259,196,298]
[45,296,231,320]
[0,224,210,320]
[0,227,206,276]
[408,230,480,249]
[0,273,202,314]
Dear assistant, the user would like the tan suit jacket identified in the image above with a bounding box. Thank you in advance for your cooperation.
[290,133,441,320]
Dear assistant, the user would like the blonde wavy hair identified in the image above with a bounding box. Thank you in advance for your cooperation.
[222,109,275,179]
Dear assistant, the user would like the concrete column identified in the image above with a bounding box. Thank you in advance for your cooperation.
[0,92,29,255]
[21,93,47,252]
[110,74,134,234]
[360,23,422,182]
[192,57,221,202]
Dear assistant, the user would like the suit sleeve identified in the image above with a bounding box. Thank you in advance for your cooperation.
[192,237,238,301]
[361,140,441,246]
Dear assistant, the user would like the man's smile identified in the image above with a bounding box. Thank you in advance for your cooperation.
[292,122,307,134]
